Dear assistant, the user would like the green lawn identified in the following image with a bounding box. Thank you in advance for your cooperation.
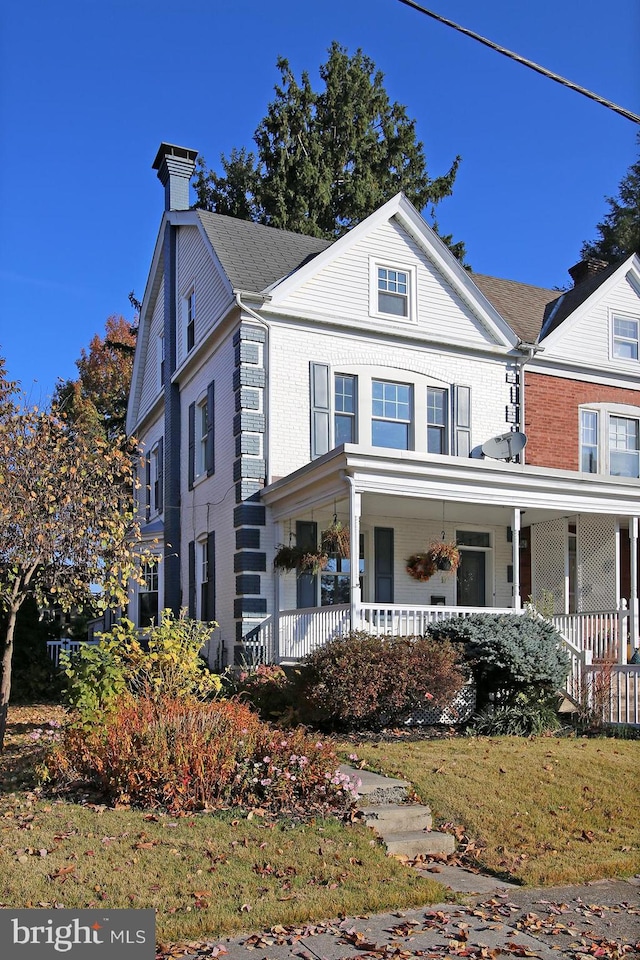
[345,733,640,886]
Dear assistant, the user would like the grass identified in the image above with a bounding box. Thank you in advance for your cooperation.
[0,706,444,943]
[345,733,640,886]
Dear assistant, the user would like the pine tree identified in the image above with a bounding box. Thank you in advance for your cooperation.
[195,43,464,259]
[581,133,640,262]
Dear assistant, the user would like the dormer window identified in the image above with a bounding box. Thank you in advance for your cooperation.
[378,267,408,316]
[612,314,638,361]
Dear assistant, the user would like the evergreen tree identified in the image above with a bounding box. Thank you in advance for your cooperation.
[581,133,640,262]
[195,43,465,259]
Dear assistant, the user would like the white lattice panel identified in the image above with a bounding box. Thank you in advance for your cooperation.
[532,519,566,613]
[578,515,617,611]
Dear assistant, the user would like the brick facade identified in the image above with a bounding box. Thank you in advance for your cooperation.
[524,372,640,469]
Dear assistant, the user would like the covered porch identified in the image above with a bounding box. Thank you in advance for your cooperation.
[253,446,640,721]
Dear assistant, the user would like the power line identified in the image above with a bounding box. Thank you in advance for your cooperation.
[395,0,640,125]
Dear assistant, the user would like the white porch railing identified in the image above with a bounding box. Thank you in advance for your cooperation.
[551,608,629,663]
[46,639,100,668]
[584,664,640,725]
[355,603,517,636]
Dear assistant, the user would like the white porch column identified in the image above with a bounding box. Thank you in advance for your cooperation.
[273,523,281,663]
[346,475,361,629]
[512,508,522,612]
[629,516,639,661]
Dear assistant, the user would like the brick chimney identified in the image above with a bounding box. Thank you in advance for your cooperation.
[568,257,609,287]
[152,142,198,211]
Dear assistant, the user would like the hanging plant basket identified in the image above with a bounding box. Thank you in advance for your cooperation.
[273,544,304,572]
[297,550,329,575]
[320,520,350,558]
[427,541,461,572]
[406,542,461,582]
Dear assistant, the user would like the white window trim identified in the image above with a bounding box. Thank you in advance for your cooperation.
[579,402,640,477]
[368,258,417,323]
[150,442,161,515]
[157,331,165,393]
[194,393,208,482]
[610,310,639,364]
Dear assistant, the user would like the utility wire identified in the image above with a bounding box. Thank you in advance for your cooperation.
[396,0,640,125]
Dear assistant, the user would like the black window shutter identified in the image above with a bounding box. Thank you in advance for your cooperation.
[188,540,196,619]
[205,531,216,621]
[374,527,394,603]
[296,520,318,609]
[454,385,471,457]
[144,457,151,522]
[310,362,330,459]
[157,436,164,514]
[188,401,195,490]
[206,381,215,476]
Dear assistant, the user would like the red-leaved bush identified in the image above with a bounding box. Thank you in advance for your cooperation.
[43,695,358,815]
[296,632,467,730]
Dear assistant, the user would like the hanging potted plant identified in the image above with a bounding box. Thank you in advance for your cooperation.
[297,550,329,575]
[406,551,438,582]
[273,543,304,572]
[321,519,350,558]
[427,540,461,573]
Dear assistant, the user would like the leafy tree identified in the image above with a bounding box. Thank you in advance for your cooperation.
[195,43,465,259]
[0,356,148,750]
[581,133,640,262]
[55,314,138,441]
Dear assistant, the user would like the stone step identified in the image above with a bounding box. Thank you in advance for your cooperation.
[383,830,456,858]
[360,802,433,834]
[340,764,410,804]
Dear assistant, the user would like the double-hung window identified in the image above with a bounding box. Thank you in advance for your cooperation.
[372,380,412,450]
[610,415,640,477]
[334,374,357,444]
[427,387,447,454]
[186,290,196,353]
[139,560,159,628]
[188,381,214,489]
[580,410,598,473]
[196,399,208,478]
[377,267,408,317]
[612,315,639,361]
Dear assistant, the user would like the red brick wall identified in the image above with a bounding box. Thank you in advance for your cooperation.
[524,373,640,469]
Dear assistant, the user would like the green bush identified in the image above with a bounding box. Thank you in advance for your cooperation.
[469,695,562,736]
[5,597,63,703]
[62,610,221,725]
[43,695,358,816]
[233,663,296,721]
[296,631,467,730]
[426,613,570,709]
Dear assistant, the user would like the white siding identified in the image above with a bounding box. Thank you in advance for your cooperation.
[542,273,640,375]
[176,226,233,368]
[139,279,164,417]
[278,218,503,350]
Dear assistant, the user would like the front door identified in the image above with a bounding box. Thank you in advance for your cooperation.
[457,550,486,606]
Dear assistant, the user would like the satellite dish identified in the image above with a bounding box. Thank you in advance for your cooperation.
[481,431,527,461]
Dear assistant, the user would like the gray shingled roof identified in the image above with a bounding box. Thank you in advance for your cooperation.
[196,210,332,294]
[537,259,621,338]
[471,273,559,343]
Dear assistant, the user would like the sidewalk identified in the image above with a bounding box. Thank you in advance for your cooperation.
[162,870,640,959]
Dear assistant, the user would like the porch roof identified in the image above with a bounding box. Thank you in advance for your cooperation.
[261,445,640,525]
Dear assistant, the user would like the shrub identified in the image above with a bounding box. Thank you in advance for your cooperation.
[233,663,295,721]
[426,613,570,710]
[62,610,221,724]
[43,695,358,816]
[296,631,467,730]
[469,695,562,736]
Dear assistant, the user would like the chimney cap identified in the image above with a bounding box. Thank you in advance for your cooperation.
[152,142,199,170]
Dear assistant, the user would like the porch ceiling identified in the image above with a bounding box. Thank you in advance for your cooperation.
[261,444,640,525]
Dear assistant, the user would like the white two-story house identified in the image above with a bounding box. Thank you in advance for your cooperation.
[126,144,640,705]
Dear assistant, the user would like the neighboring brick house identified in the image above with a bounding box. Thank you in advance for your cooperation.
[126,143,640,670]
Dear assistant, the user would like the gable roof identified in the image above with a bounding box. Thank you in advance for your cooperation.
[196,210,332,294]
[537,259,623,338]
[471,274,557,343]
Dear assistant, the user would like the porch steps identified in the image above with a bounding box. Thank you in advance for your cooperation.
[341,765,456,859]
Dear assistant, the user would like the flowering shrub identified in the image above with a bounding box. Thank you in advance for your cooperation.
[296,631,467,730]
[43,695,358,816]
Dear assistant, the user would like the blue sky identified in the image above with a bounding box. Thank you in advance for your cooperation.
[1,0,638,402]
